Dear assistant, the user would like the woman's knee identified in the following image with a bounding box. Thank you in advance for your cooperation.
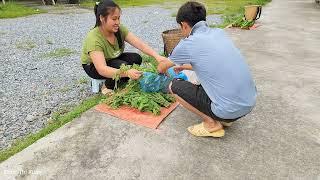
[118,52,142,65]
[107,59,128,68]
[130,53,142,65]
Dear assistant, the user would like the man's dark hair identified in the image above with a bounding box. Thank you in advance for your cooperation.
[176,1,206,27]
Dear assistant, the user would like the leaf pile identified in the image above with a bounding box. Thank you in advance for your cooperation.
[102,56,175,115]
[232,17,255,29]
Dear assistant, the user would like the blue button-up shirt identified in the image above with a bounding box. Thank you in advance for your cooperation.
[169,21,257,119]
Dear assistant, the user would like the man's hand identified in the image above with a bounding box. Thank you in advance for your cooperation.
[173,66,185,74]
[174,64,193,74]
[126,69,142,80]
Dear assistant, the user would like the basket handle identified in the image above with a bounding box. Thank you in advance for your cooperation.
[164,44,168,57]
[255,6,262,20]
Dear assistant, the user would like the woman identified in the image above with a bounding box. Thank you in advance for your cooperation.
[81,0,166,90]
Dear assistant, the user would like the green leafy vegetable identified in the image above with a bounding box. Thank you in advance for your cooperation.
[232,17,255,29]
[103,56,175,115]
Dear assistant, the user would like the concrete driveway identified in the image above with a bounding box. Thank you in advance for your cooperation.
[0,0,319,179]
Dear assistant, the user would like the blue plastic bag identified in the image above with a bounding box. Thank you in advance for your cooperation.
[139,72,172,93]
[167,67,188,81]
[139,67,188,93]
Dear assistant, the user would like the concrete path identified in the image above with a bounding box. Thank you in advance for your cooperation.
[1,0,319,179]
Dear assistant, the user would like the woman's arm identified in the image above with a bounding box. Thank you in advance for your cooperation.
[125,32,165,62]
[90,51,142,80]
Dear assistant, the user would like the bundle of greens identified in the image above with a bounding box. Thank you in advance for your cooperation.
[101,56,175,115]
[232,17,255,29]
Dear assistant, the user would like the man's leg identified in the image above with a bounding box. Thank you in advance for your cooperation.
[169,79,223,133]
[172,93,223,132]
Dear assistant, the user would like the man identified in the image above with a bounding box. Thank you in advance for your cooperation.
[158,1,257,137]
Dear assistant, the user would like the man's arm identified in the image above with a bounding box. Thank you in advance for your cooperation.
[181,64,193,70]
[158,37,193,73]
[173,64,193,73]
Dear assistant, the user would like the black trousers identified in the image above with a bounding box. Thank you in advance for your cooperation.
[82,52,142,89]
[171,79,244,123]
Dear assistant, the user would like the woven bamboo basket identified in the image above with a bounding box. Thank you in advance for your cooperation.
[162,29,184,56]
[244,5,262,21]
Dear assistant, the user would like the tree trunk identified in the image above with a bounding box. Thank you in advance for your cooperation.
[2,0,5,5]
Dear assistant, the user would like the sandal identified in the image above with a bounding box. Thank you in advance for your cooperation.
[101,85,113,96]
[187,122,225,137]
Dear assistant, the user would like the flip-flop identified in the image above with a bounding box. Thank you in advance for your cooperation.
[101,87,113,96]
[187,122,225,137]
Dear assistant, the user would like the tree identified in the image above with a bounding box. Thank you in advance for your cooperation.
[2,0,5,5]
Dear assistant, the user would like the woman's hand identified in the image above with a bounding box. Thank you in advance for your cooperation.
[157,58,175,74]
[155,55,169,63]
[126,69,142,80]
[157,62,168,74]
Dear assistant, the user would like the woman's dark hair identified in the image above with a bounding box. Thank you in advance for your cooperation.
[94,0,123,48]
[94,0,120,27]
[176,1,206,27]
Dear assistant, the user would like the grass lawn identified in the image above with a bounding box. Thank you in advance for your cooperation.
[0,1,46,19]
[41,48,76,58]
[81,0,271,27]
